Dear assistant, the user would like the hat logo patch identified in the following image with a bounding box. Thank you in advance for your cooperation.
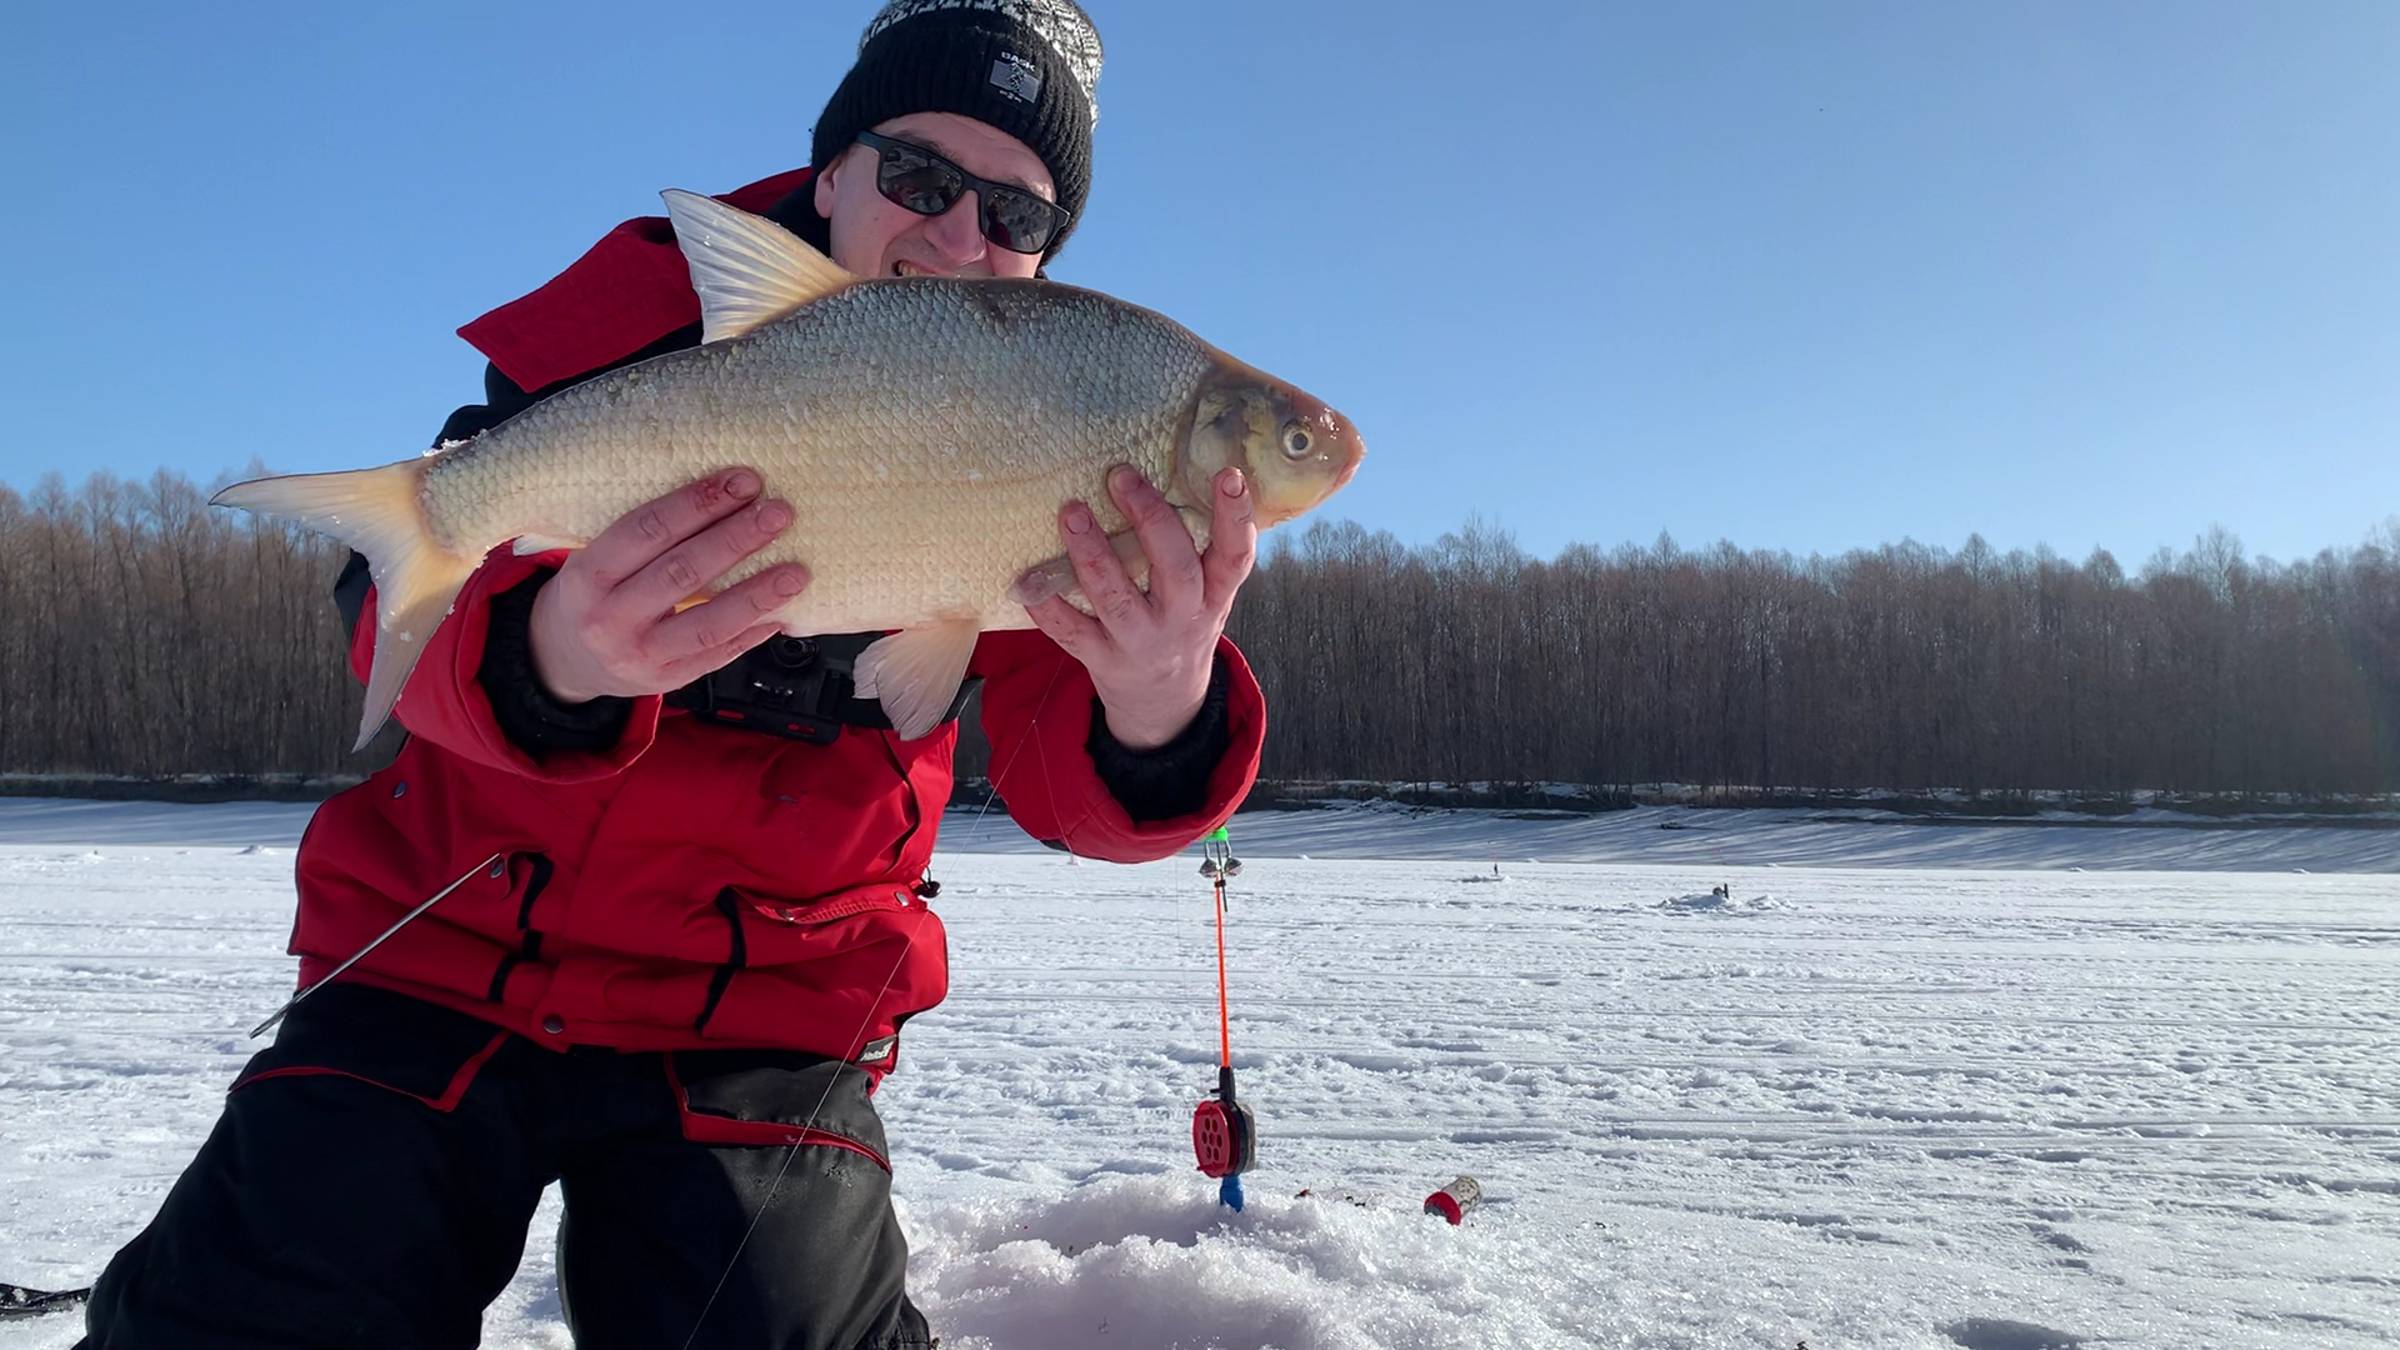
[990,51,1042,103]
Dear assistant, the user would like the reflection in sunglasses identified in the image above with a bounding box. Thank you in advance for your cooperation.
[856,131,1072,255]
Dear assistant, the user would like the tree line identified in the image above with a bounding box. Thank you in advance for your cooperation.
[2,469,2393,798]
[1227,516,2399,797]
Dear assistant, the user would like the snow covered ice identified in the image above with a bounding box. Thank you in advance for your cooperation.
[2,798,2396,1347]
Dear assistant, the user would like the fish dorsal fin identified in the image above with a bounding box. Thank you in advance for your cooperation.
[660,188,855,343]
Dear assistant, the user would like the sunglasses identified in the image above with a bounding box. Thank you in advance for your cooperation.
[854,130,1072,256]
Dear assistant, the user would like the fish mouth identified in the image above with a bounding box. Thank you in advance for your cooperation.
[1305,400,1367,496]
[1333,442,1364,492]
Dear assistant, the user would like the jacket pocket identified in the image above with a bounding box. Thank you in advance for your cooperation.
[683,884,948,1061]
[742,881,925,929]
[231,983,512,1113]
[664,1049,890,1172]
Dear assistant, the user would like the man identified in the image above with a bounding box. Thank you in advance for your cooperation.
[77,3,1265,1347]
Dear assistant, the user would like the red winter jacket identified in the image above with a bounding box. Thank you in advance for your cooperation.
[288,169,1266,1077]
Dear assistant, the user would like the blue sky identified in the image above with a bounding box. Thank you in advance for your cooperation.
[6,0,2395,566]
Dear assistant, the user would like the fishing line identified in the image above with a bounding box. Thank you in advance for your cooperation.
[250,851,504,1039]
[678,654,1067,1349]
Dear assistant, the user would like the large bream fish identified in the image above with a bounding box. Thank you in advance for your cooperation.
[214,190,1366,749]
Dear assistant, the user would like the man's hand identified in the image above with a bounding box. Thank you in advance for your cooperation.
[528,468,810,704]
[1023,464,1257,749]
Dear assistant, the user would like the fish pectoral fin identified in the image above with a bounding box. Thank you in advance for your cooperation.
[1009,554,1084,607]
[1168,506,1216,571]
[1009,528,1162,607]
[660,189,856,343]
[510,532,586,557]
[854,621,981,741]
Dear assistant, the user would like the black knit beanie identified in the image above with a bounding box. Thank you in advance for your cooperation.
[811,0,1103,259]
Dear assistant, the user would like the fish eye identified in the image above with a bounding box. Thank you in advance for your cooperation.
[1280,421,1313,460]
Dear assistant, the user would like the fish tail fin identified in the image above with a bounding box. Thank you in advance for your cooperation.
[212,460,477,751]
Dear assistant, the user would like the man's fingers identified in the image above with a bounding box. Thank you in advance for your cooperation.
[1060,500,1148,630]
[1108,465,1202,615]
[674,617,788,686]
[1024,594,1110,660]
[620,497,792,620]
[646,562,809,661]
[1200,467,1258,612]
[576,468,765,593]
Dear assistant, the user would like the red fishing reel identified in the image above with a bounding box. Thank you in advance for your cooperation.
[1192,1066,1256,1179]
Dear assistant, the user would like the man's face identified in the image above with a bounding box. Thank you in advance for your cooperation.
[815,111,1058,280]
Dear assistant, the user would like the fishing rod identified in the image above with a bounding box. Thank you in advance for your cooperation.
[1190,826,1255,1210]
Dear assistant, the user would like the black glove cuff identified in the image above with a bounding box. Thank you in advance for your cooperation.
[1085,655,1233,823]
[480,570,634,757]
